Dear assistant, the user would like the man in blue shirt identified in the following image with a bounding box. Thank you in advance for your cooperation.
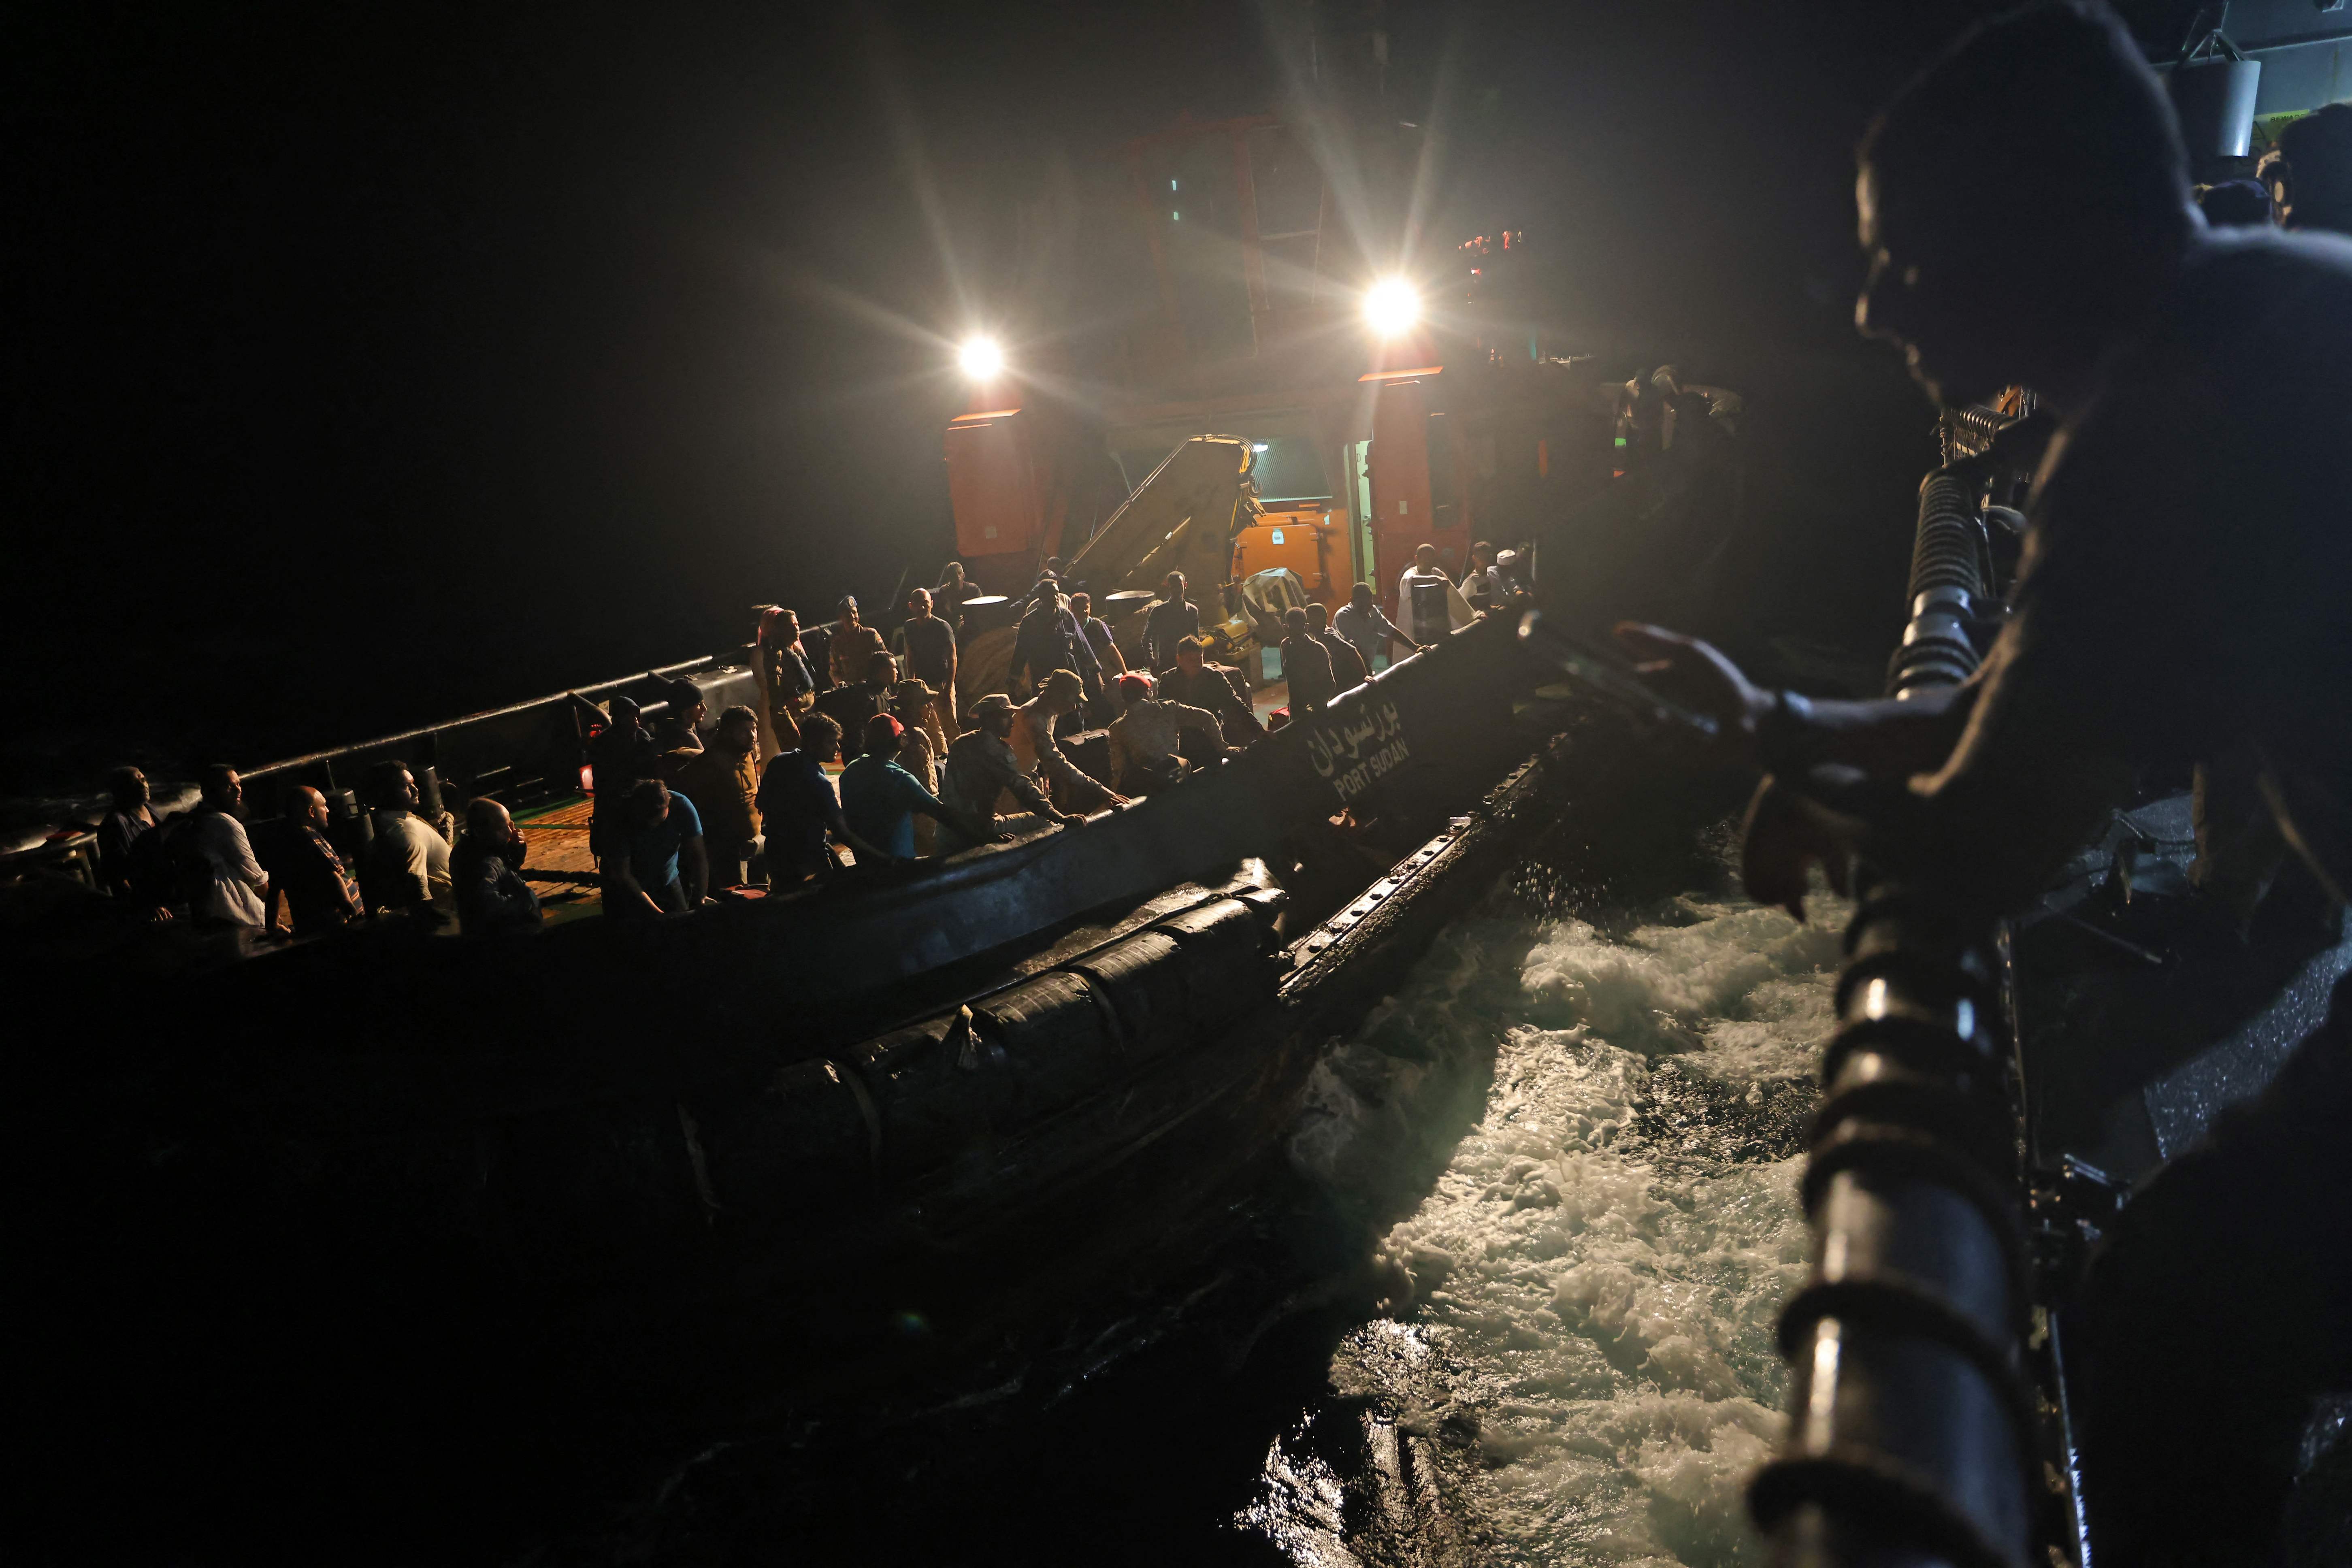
[754,712,896,884]
[607,778,707,917]
[839,714,1000,859]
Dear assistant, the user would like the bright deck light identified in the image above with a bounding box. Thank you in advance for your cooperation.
[1363,278,1421,338]
[957,336,1005,380]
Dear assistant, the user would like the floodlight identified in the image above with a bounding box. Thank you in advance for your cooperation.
[1363,278,1421,338]
[957,337,1005,380]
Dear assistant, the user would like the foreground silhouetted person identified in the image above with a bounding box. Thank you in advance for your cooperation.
[1619,7,2352,1560]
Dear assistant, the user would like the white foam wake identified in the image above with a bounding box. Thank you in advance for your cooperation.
[1270,887,1846,1566]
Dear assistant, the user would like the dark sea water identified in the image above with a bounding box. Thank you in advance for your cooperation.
[512,825,1840,1567]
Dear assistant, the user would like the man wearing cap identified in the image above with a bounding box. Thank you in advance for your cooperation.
[826,596,888,690]
[652,677,707,755]
[1107,673,1222,794]
[891,675,949,758]
[941,693,1080,846]
[891,587,959,741]
[839,713,995,860]
[1014,669,1126,814]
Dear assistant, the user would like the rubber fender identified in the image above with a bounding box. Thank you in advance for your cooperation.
[492,1099,708,1281]
[1069,930,1191,1061]
[1153,897,1275,1035]
[1753,1319,2032,1568]
[846,1013,997,1182]
[677,1059,874,1222]
[1797,1166,2020,1353]
[971,970,1121,1123]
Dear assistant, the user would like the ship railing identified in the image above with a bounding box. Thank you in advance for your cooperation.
[236,654,761,831]
[1749,443,2061,1568]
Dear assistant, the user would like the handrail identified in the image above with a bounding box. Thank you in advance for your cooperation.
[1749,461,2041,1567]
[241,656,721,782]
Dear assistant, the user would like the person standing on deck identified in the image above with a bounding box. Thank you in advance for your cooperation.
[1307,602,1368,692]
[670,705,762,886]
[827,596,888,690]
[1142,571,1202,672]
[1010,585,1099,700]
[933,559,982,609]
[568,691,658,871]
[1068,592,1127,681]
[892,587,959,742]
[1395,543,1459,647]
[799,610,835,695]
[1334,582,1421,671]
[755,607,817,752]
[1069,589,1127,723]
[1460,541,1500,616]
[652,678,705,754]
[1278,607,1336,719]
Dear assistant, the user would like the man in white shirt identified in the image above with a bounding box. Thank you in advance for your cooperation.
[363,760,453,910]
[1396,543,1462,646]
[180,765,269,929]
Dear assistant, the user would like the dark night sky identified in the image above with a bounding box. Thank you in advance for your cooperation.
[4,0,2052,784]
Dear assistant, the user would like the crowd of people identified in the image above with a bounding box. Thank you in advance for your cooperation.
[93,548,1528,940]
